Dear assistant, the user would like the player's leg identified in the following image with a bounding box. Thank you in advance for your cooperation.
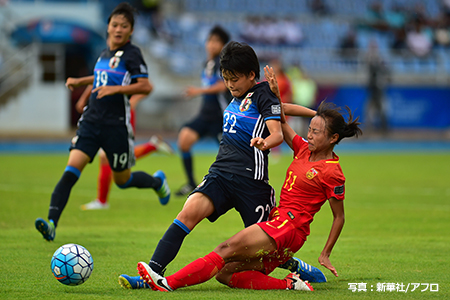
[138,135,174,157]
[36,149,91,241]
[120,171,234,289]
[104,124,171,205]
[176,126,200,196]
[232,176,326,283]
[216,261,312,291]
[113,168,170,205]
[119,192,215,289]
[81,149,111,210]
[149,192,215,272]
[217,220,312,291]
[138,224,276,291]
[131,107,173,158]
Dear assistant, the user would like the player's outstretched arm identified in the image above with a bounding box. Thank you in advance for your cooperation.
[283,103,316,117]
[319,197,345,277]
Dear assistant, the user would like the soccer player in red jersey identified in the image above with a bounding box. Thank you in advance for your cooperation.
[136,66,362,292]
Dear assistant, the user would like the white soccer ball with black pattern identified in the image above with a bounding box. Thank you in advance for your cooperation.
[50,244,94,286]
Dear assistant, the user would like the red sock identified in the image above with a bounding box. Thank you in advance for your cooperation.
[97,163,112,204]
[167,251,225,290]
[228,271,287,290]
[135,142,157,159]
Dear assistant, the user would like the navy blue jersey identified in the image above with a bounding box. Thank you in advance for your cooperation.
[198,56,231,122]
[81,42,148,125]
[209,81,281,181]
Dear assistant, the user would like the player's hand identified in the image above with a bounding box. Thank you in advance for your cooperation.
[318,254,339,277]
[184,86,203,98]
[92,85,119,99]
[65,77,79,91]
[250,137,268,151]
[264,65,281,101]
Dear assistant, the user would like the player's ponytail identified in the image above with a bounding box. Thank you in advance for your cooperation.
[316,101,362,145]
[342,107,363,140]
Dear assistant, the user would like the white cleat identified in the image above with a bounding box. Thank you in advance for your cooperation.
[149,135,175,155]
[137,261,173,292]
[285,273,314,291]
[80,199,109,210]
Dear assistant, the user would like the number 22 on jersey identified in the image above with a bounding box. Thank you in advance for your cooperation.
[223,112,237,133]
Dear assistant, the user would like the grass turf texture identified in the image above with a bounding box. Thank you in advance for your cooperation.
[0,152,448,299]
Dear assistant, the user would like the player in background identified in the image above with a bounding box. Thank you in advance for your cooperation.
[136,67,362,292]
[74,85,174,210]
[35,2,170,241]
[118,42,325,289]
[175,25,232,196]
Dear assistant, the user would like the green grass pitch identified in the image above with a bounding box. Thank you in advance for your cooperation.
[0,151,449,299]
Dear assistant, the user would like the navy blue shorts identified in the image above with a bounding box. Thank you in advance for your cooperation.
[184,116,223,141]
[70,120,135,171]
[192,169,276,228]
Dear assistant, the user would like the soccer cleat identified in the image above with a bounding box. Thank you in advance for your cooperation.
[118,274,150,289]
[35,218,55,241]
[149,135,175,155]
[290,257,327,283]
[153,170,170,205]
[175,183,195,196]
[285,273,314,291]
[80,199,110,210]
[137,261,173,292]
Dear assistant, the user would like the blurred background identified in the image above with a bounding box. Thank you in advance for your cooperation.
[0,0,449,142]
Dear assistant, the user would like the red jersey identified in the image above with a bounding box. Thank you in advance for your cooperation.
[276,135,345,237]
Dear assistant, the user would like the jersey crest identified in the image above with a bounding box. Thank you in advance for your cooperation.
[239,92,254,112]
[306,167,318,180]
[109,56,121,69]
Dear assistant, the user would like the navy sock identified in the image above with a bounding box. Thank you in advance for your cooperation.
[278,257,298,271]
[118,171,161,189]
[48,166,80,227]
[181,151,196,186]
[149,219,190,274]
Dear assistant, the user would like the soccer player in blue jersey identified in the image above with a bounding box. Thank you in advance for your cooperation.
[119,41,325,289]
[175,25,232,196]
[35,2,170,241]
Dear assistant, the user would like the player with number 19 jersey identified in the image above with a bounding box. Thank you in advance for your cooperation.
[81,42,148,126]
[209,81,281,181]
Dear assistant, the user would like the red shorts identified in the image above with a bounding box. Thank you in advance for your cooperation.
[257,210,306,275]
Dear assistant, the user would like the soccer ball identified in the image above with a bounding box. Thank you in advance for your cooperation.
[50,244,94,286]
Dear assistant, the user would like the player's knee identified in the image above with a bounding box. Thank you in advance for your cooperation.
[215,271,232,286]
[177,137,192,152]
[114,174,131,188]
[213,242,232,259]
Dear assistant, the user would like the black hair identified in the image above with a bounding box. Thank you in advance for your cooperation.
[209,25,230,45]
[220,41,260,80]
[108,2,137,29]
[316,101,363,144]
